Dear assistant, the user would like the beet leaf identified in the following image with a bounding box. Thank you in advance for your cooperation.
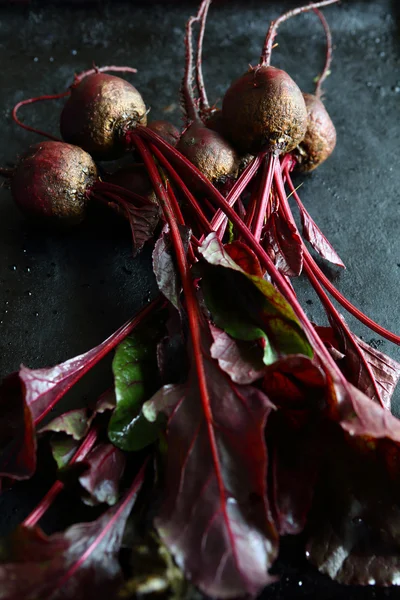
[265,212,303,277]
[143,327,278,598]
[0,461,147,599]
[199,233,313,365]
[307,428,400,585]
[19,302,158,427]
[152,226,191,310]
[107,329,162,452]
[0,373,36,481]
[39,409,90,441]
[78,443,126,506]
[210,323,268,384]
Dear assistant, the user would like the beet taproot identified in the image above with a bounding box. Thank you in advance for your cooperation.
[60,73,147,160]
[11,141,97,225]
[295,93,336,172]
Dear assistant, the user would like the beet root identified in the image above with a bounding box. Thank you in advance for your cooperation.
[11,141,98,225]
[294,93,336,172]
[60,73,147,161]
[147,120,180,147]
[176,122,239,184]
[222,65,307,156]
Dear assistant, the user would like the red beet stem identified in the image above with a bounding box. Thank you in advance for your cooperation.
[33,297,164,427]
[210,154,264,233]
[276,164,400,345]
[196,0,212,115]
[23,424,100,527]
[12,65,138,141]
[12,90,69,141]
[91,181,149,206]
[276,183,386,409]
[260,0,339,67]
[134,136,230,527]
[251,153,277,242]
[182,9,203,123]
[313,8,333,98]
[148,142,213,235]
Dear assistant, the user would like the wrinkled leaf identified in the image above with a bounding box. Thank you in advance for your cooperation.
[39,409,90,441]
[199,233,313,365]
[224,241,264,277]
[144,327,278,599]
[79,443,126,506]
[294,195,345,268]
[152,226,191,310]
[210,323,267,384]
[265,213,303,276]
[20,314,143,427]
[0,462,147,600]
[120,198,160,255]
[307,428,400,585]
[50,436,80,470]
[94,389,116,414]
[108,330,161,452]
[0,373,36,481]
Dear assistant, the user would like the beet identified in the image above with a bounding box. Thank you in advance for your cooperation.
[295,92,336,172]
[11,141,97,225]
[60,73,147,161]
[222,66,307,156]
[147,120,180,147]
[177,122,239,184]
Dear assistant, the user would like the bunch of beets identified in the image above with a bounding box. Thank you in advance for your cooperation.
[2,1,400,598]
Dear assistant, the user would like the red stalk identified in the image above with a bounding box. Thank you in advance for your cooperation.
[23,424,100,527]
[196,0,212,116]
[32,297,163,426]
[313,7,333,98]
[133,137,237,551]
[53,458,148,588]
[276,182,386,408]
[251,153,277,241]
[260,0,339,67]
[91,181,149,206]
[282,167,400,345]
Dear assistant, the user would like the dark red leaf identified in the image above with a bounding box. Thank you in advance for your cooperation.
[262,355,326,411]
[143,327,278,598]
[0,373,36,481]
[265,213,303,277]
[269,412,325,536]
[0,462,147,599]
[79,443,126,506]
[355,336,400,409]
[307,428,400,585]
[19,312,147,427]
[119,198,160,255]
[152,226,191,310]
[224,241,264,277]
[209,323,267,384]
[294,195,345,268]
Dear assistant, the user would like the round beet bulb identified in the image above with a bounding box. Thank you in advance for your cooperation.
[295,93,336,172]
[11,141,98,225]
[222,66,308,155]
[60,73,147,161]
[147,120,180,147]
[176,122,239,184]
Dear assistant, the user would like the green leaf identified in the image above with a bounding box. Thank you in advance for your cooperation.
[108,329,162,451]
[199,233,313,364]
[50,435,79,469]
